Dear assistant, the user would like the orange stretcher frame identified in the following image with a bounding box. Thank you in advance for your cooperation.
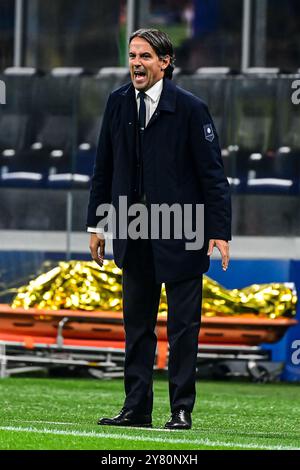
[0,303,297,346]
[0,304,297,372]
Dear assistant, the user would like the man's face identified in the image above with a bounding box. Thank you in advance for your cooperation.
[129,37,170,91]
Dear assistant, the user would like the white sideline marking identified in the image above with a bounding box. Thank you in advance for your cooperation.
[7,419,299,438]
[17,420,76,426]
[0,425,300,450]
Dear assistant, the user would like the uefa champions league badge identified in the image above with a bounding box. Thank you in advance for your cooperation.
[204,124,214,142]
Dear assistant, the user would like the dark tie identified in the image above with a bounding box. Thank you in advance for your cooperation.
[138,91,146,132]
[137,92,146,201]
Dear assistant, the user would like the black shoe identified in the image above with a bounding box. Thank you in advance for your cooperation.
[164,409,192,430]
[97,407,152,427]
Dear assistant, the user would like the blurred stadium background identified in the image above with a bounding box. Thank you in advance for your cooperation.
[0,0,300,388]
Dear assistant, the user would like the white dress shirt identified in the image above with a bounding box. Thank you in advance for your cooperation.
[135,78,163,126]
[88,79,163,234]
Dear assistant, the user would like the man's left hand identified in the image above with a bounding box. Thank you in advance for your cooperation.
[207,239,230,271]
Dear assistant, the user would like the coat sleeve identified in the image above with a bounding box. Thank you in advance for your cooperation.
[189,100,232,241]
[86,94,114,228]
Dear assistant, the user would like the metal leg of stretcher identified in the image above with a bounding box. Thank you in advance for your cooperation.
[196,344,283,382]
[0,339,127,379]
[0,343,7,378]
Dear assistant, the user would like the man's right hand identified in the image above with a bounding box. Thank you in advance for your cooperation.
[89,233,105,267]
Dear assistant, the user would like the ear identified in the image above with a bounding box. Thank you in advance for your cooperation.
[161,55,171,71]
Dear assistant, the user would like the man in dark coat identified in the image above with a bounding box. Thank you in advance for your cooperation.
[87,29,231,430]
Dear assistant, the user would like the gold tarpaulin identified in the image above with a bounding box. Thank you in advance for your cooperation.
[11,260,297,318]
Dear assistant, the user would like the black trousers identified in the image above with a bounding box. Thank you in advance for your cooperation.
[122,238,203,415]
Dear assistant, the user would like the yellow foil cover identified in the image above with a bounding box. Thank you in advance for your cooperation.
[11,260,297,318]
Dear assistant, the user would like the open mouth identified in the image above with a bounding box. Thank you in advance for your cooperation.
[133,70,147,82]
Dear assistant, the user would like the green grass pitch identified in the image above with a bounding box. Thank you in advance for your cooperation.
[0,376,299,450]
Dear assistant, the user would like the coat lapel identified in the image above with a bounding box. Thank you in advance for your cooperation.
[147,78,177,129]
[120,83,137,165]
[118,79,177,159]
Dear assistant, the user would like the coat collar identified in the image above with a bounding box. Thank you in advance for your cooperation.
[121,78,177,114]
[157,77,177,113]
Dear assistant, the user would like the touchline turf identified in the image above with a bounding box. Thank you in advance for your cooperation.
[0,377,299,450]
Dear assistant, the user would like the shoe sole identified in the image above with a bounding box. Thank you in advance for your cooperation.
[164,425,191,430]
[98,422,152,428]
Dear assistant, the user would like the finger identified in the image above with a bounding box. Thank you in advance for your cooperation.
[99,240,105,259]
[90,249,103,266]
[221,248,230,271]
[89,241,102,267]
[207,239,215,256]
[98,241,105,266]
[95,257,103,267]
[91,251,103,267]
[89,244,98,261]
[222,257,229,271]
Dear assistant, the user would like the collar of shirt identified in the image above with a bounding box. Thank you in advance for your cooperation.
[134,78,163,105]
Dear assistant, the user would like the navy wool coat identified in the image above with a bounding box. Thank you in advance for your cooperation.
[87,78,231,283]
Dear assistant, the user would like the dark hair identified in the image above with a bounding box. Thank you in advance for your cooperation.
[129,28,175,79]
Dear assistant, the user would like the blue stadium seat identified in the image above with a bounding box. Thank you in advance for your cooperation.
[228,75,280,194]
[26,71,81,189]
[245,76,300,195]
[0,69,44,187]
[273,75,300,194]
[68,71,130,189]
